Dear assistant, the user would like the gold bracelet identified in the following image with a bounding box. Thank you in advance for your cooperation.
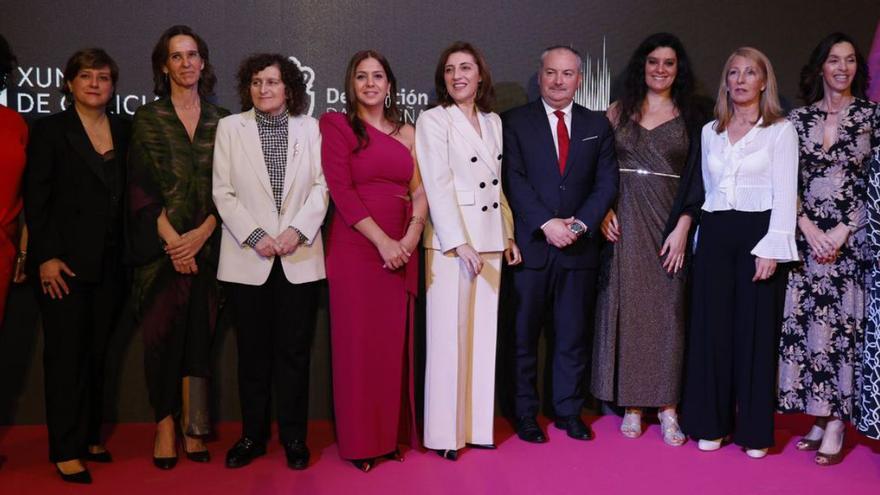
[408,216,426,226]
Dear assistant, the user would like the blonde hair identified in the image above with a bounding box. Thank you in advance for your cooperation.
[713,47,784,133]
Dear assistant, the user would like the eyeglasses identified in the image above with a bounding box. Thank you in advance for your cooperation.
[251,79,283,88]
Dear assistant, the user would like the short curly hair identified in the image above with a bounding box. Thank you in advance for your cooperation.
[236,53,307,116]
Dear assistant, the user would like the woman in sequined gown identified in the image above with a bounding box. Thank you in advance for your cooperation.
[592,33,706,446]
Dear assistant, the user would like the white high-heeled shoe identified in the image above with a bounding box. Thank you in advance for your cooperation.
[745,448,767,459]
[620,409,643,438]
[697,438,722,451]
[658,411,686,447]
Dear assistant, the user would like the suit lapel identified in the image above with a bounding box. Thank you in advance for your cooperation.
[63,108,108,186]
[281,115,303,208]
[237,110,274,201]
[526,100,559,175]
[446,105,497,177]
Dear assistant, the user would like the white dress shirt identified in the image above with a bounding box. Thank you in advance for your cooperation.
[701,118,799,261]
[542,98,573,159]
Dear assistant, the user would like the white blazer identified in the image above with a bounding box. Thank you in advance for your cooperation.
[415,105,513,253]
[213,109,329,286]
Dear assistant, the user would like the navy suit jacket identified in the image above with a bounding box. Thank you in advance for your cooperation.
[502,99,618,270]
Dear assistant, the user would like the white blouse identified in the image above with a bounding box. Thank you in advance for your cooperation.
[701,118,799,262]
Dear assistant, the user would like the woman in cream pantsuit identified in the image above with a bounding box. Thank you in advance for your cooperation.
[213,54,328,471]
[416,42,521,460]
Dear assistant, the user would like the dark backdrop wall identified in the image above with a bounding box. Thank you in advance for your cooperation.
[1,0,878,424]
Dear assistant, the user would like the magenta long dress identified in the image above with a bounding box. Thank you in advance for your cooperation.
[319,112,418,460]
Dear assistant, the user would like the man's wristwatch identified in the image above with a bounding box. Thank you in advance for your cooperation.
[568,221,586,236]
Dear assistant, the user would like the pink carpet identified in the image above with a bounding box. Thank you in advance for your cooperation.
[1,415,878,494]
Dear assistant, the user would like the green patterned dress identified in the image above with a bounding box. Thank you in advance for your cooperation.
[127,98,229,424]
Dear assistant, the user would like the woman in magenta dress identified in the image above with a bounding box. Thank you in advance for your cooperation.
[320,50,427,472]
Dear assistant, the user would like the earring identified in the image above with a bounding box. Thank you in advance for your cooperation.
[384,93,391,108]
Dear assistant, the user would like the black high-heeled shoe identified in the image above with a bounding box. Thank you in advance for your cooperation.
[351,458,375,472]
[55,463,92,484]
[435,449,458,461]
[383,448,404,462]
[84,448,113,463]
[153,432,178,470]
[466,443,496,450]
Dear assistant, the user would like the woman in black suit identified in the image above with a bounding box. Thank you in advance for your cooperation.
[24,48,130,484]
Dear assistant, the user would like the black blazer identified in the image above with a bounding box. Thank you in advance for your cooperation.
[502,100,619,269]
[24,107,132,282]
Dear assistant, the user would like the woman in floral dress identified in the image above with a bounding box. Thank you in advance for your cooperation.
[778,32,880,466]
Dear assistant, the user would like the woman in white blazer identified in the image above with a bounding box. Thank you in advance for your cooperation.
[416,42,521,460]
[212,54,328,470]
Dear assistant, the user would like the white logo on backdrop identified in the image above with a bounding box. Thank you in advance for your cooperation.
[289,56,315,117]
[574,38,611,111]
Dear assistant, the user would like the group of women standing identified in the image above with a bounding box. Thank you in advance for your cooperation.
[0,23,879,485]
[594,31,880,466]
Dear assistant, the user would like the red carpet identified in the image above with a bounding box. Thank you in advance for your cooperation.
[1,415,878,494]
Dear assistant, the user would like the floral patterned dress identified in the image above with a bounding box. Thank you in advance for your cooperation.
[778,98,880,420]
[857,149,880,438]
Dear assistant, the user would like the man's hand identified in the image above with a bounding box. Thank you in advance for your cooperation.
[541,217,578,248]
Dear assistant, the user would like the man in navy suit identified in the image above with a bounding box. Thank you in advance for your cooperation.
[502,46,618,443]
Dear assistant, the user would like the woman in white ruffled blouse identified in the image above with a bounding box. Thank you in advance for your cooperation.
[680,46,798,459]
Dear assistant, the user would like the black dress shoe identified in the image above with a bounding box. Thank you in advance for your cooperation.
[515,416,547,443]
[435,449,458,461]
[84,449,113,463]
[225,437,266,469]
[283,440,310,470]
[466,443,497,450]
[554,415,592,440]
[56,464,92,484]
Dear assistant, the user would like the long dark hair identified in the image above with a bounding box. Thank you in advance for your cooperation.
[343,50,402,152]
[433,41,495,112]
[798,32,869,104]
[615,32,696,128]
[0,34,16,92]
[150,25,217,97]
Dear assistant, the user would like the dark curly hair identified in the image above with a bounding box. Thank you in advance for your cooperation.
[615,32,696,129]
[236,53,307,115]
[150,25,217,97]
[433,41,495,112]
[798,32,869,104]
[0,34,16,92]
[343,50,402,152]
[60,48,119,98]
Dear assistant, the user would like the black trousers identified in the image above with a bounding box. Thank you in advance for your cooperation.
[228,258,318,444]
[38,256,123,462]
[511,251,597,418]
[680,210,783,449]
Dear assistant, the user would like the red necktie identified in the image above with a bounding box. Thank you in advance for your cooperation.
[554,110,569,173]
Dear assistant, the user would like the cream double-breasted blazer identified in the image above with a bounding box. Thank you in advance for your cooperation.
[416,105,513,253]
[213,109,329,286]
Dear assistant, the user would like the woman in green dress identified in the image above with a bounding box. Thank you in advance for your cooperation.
[127,25,229,469]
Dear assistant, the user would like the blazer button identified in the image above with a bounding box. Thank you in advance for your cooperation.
[479,182,486,188]
[497,154,503,160]
[559,185,566,190]
[492,179,499,186]
[493,202,499,209]
[481,206,488,212]
[470,156,477,163]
